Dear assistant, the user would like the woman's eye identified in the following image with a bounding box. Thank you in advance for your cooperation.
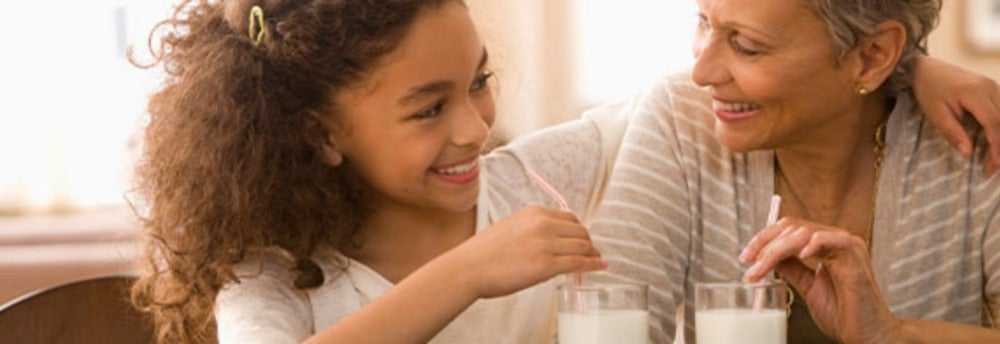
[696,13,710,30]
[730,35,763,56]
[470,71,494,92]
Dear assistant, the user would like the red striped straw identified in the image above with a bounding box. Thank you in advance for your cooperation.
[525,168,587,313]
[753,195,782,313]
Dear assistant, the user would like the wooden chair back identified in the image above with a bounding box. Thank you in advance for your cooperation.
[0,275,154,343]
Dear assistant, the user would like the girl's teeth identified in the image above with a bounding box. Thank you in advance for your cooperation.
[437,160,477,175]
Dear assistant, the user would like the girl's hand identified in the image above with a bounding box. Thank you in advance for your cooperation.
[912,56,1000,173]
[740,217,902,343]
[451,206,608,299]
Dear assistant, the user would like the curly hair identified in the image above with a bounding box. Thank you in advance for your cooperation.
[129,0,456,342]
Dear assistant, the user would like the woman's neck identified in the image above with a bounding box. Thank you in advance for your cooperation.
[343,200,477,283]
[774,95,889,231]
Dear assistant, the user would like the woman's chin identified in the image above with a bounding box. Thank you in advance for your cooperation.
[714,128,761,153]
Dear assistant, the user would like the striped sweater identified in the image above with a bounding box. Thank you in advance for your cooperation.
[587,73,1000,343]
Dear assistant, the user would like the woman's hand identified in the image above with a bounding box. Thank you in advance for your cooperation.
[450,206,608,299]
[912,56,1000,173]
[740,217,902,343]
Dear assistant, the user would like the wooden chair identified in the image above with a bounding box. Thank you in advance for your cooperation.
[0,275,155,343]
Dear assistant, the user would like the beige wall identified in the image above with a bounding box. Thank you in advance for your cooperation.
[467,0,581,139]
[930,0,1000,79]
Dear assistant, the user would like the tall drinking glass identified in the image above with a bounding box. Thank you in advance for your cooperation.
[695,279,787,344]
[557,282,649,344]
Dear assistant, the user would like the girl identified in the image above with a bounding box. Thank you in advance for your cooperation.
[129,0,1000,343]
[131,0,607,343]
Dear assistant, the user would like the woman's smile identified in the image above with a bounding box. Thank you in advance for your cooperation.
[712,98,762,123]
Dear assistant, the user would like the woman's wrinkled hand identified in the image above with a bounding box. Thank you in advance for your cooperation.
[740,217,902,343]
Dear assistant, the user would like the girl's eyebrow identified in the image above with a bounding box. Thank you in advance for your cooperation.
[397,47,489,106]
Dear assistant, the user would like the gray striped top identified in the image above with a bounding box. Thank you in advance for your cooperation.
[587,73,1000,343]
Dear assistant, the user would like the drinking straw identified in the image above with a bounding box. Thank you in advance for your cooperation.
[525,168,587,313]
[753,195,782,313]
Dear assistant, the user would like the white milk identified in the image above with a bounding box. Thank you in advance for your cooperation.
[695,308,786,344]
[558,310,648,344]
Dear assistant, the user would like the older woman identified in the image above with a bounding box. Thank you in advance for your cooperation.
[587,0,1000,343]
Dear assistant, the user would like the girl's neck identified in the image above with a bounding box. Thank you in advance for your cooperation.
[343,201,477,283]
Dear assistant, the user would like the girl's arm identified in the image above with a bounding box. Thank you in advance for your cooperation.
[305,207,607,344]
[913,56,1000,173]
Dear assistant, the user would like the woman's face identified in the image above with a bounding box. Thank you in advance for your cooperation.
[332,2,495,214]
[692,0,862,152]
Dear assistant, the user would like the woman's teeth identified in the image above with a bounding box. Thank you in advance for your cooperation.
[717,101,761,112]
[434,160,478,175]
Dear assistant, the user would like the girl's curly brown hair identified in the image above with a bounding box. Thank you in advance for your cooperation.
[129,0,456,342]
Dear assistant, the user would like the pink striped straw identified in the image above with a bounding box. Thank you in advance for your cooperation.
[525,168,587,313]
[753,195,782,313]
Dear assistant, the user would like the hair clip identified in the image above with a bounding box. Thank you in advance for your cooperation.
[248,5,266,46]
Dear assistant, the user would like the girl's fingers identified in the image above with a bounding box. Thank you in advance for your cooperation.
[548,238,599,256]
[924,101,973,159]
[960,89,1000,172]
[553,256,609,274]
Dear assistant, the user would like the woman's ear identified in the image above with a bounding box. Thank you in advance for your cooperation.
[853,20,907,92]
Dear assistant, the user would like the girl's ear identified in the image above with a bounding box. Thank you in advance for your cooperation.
[306,112,345,167]
[322,137,344,166]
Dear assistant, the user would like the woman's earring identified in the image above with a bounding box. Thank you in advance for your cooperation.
[857,86,869,95]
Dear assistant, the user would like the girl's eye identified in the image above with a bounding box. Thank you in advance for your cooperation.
[730,35,764,56]
[470,70,494,92]
[412,101,445,120]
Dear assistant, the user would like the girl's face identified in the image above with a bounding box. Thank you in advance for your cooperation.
[691,0,862,152]
[331,2,495,214]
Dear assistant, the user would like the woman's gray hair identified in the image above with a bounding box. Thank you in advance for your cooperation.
[807,0,942,96]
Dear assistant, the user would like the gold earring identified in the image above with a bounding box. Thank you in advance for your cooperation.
[857,86,869,95]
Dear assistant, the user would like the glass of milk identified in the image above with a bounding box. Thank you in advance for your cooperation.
[557,281,649,344]
[695,279,787,344]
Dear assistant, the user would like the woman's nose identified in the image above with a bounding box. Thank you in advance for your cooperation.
[691,36,732,87]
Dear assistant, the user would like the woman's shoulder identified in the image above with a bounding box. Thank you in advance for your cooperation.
[482,117,607,217]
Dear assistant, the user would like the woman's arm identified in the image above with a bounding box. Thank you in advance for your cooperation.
[912,56,1000,173]
[892,319,1000,343]
[305,207,607,344]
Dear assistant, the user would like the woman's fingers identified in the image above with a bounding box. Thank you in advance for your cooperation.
[797,230,868,264]
[743,225,813,282]
[740,218,795,264]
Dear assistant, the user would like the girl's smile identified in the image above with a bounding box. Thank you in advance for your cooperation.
[429,157,480,185]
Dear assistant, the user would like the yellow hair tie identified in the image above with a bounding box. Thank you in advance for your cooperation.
[248,5,266,46]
